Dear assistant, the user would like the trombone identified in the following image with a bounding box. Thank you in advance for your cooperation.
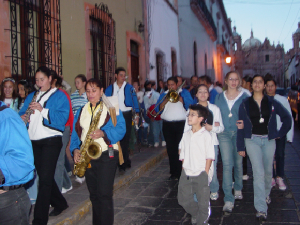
[148,80,186,118]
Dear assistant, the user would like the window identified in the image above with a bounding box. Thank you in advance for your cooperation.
[7,0,62,81]
[171,50,177,76]
[265,55,270,62]
[193,42,197,76]
[89,3,116,88]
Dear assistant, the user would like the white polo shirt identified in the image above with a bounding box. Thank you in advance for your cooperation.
[113,81,132,112]
[179,127,215,182]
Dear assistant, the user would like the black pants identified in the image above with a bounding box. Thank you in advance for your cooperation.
[85,150,119,225]
[273,135,286,178]
[163,120,185,178]
[32,136,68,225]
[120,111,132,166]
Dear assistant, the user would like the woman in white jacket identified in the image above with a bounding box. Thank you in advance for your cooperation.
[184,84,224,200]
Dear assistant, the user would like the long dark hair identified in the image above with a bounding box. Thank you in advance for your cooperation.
[17,79,34,109]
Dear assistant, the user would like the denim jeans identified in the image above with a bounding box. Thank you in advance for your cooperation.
[152,120,165,143]
[0,187,31,225]
[245,136,275,213]
[210,145,220,193]
[54,126,72,191]
[25,171,38,204]
[273,135,286,178]
[218,131,243,203]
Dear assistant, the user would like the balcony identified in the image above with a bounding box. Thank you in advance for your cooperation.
[217,35,229,54]
[190,0,217,41]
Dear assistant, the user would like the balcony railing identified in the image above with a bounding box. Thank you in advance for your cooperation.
[190,0,217,41]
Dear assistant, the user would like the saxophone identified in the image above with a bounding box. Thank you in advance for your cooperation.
[23,89,40,124]
[73,101,104,177]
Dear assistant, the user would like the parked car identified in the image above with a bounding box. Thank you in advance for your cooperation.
[288,85,300,120]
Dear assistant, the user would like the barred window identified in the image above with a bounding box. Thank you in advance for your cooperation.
[89,3,116,88]
[7,0,62,82]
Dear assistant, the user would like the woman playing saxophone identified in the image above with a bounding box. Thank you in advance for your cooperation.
[70,78,126,225]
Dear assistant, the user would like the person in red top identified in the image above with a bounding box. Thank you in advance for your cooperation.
[50,70,74,194]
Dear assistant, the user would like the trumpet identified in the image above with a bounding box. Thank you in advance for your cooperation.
[148,80,186,118]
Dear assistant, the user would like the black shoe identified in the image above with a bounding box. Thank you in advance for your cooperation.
[49,205,68,216]
[126,159,131,168]
[119,164,126,173]
[256,211,267,221]
[168,175,179,181]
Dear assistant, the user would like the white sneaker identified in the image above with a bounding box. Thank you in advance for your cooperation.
[243,174,249,180]
[162,141,166,147]
[154,142,159,147]
[62,186,73,194]
[210,192,219,200]
[191,217,197,225]
[75,176,85,184]
[223,201,234,212]
[276,177,287,191]
[234,190,243,200]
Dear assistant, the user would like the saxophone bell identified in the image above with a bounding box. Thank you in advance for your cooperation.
[87,141,102,159]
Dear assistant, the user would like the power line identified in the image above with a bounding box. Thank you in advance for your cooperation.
[282,7,300,44]
[278,0,294,40]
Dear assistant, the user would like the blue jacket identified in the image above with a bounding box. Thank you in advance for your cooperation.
[105,83,140,113]
[19,89,70,132]
[70,107,126,154]
[215,92,249,132]
[0,103,35,187]
[155,88,193,113]
[237,95,292,152]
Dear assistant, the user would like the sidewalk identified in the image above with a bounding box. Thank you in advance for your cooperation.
[33,145,167,225]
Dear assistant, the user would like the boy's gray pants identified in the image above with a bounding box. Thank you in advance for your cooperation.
[178,170,210,225]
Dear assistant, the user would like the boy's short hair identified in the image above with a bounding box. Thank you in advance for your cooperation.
[115,67,126,75]
[199,75,212,85]
[167,76,178,84]
[189,104,208,126]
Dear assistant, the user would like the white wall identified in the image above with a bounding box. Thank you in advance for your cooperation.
[148,0,181,82]
[178,0,216,79]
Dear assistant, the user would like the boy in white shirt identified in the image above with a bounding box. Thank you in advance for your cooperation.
[178,104,215,225]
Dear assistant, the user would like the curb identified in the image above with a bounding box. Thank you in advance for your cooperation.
[56,148,167,225]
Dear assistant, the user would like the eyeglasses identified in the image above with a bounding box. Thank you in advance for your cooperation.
[2,77,15,83]
[186,113,199,118]
[228,78,239,82]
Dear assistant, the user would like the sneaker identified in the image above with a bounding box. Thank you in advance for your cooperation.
[243,174,249,180]
[223,201,234,212]
[191,217,197,225]
[154,142,159,147]
[256,211,267,221]
[61,186,73,194]
[162,141,166,147]
[210,192,219,200]
[276,177,287,191]
[266,195,271,204]
[234,190,243,200]
[271,178,276,187]
[75,176,85,184]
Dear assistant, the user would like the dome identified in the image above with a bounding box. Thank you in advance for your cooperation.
[232,26,239,37]
[242,30,261,50]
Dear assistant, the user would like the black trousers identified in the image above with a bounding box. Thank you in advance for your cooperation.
[120,111,132,166]
[32,136,68,225]
[85,150,119,225]
[162,120,185,178]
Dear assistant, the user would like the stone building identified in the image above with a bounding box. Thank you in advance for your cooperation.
[233,27,285,87]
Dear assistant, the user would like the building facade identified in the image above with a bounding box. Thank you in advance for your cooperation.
[0,0,145,89]
[178,0,233,84]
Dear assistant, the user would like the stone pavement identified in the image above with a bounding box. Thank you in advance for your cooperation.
[78,126,300,225]
[29,145,167,225]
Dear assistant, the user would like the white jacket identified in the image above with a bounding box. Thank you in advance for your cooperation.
[184,102,224,145]
[274,94,294,142]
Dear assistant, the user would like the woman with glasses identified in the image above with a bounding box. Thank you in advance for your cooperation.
[214,71,249,213]
[0,77,19,112]
[184,84,224,201]
[237,75,291,220]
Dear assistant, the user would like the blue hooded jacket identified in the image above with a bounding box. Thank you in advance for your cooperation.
[237,95,292,152]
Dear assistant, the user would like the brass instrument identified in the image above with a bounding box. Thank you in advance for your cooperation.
[73,101,104,177]
[23,89,40,124]
[148,80,186,118]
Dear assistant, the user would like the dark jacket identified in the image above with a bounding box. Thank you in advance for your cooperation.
[237,95,292,152]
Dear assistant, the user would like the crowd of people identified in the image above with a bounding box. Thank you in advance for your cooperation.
[0,68,294,225]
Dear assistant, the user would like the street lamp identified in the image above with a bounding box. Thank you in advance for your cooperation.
[225,56,232,64]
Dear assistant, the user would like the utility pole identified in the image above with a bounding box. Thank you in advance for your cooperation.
[282,48,285,88]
